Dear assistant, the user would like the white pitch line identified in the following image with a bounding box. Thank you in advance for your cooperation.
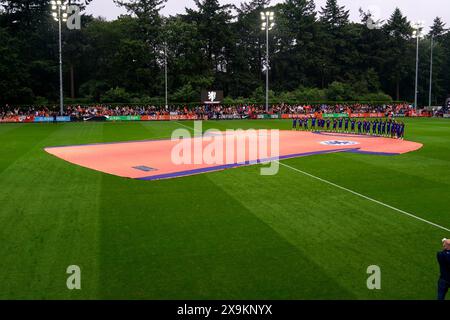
[276,161,450,233]
[173,121,449,233]
[175,121,201,134]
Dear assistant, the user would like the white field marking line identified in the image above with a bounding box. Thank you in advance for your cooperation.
[276,161,450,233]
[175,121,201,134]
[175,121,449,232]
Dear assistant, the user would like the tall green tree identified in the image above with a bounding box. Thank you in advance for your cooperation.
[229,0,270,97]
[319,0,349,30]
[0,26,34,104]
[356,8,388,93]
[1,0,449,106]
[274,0,317,90]
[428,19,450,105]
[185,0,234,93]
[317,0,352,85]
[429,17,447,38]
[0,0,51,30]
[113,0,168,96]
[382,8,413,100]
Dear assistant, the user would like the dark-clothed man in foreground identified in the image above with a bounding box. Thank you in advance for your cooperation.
[437,238,450,300]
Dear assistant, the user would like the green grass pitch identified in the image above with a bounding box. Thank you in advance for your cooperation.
[0,118,449,300]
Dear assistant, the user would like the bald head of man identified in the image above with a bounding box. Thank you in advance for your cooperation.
[443,238,450,250]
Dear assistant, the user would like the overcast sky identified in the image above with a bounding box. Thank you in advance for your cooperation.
[85,0,449,30]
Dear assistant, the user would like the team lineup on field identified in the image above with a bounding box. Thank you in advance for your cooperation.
[292,117,406,139]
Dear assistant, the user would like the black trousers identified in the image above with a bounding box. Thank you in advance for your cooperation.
[438,278,449,300]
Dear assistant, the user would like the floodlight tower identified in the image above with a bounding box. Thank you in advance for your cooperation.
[261,11,275,113]
[429,34,434,107]
[164,42,168,109]
[412,21,424,110]
[161,18,169,110]
[51,1,68,116]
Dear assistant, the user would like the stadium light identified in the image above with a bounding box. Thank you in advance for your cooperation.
[261,11,275,113]
[412,21,424,110]
[429,34,434,107]
[161,18,169,109]
[51,0,68,116]
[164,42,168,109]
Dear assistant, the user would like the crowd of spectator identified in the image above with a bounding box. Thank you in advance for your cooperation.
[270,103,414,115]
[1,103,416,120]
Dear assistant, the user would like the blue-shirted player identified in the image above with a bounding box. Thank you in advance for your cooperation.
[437,239,450,300]
[391,121,397,138]
[372,120,377,135]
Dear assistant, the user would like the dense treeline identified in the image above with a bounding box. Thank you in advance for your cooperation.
[0,0,449,106]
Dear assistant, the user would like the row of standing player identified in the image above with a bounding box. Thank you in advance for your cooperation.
[293,117,406,139]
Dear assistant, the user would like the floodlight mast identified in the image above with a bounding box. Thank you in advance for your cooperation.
[51,1,68,116]
[412,21,423,111]
[165,42,168,109]
[162,18,169,110]
[429,35,434,107]
[261,11,274,114]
